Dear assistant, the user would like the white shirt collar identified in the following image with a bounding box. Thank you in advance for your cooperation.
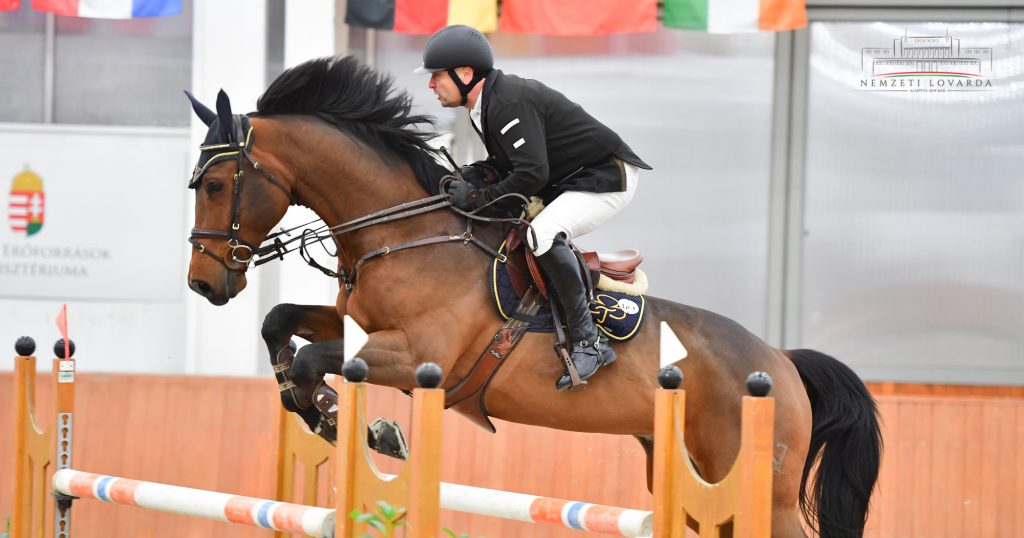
[469,93,483,131]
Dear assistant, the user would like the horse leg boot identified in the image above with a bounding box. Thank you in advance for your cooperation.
[536,234,616,391]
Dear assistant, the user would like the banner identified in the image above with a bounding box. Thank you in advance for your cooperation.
[0,125,189,301]
[499,0,656,36]
[664,0,806,33]
[32,0,182,18]
[345,0,496,34]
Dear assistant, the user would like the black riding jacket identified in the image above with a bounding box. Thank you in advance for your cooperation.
[473,70,651,205]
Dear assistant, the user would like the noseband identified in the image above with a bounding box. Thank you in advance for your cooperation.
[188,124,295,273]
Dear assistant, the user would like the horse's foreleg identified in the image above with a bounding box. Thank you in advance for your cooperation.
[289,329,417,451]
[261,304,344,432]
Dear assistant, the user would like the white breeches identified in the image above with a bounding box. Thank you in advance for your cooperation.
[528,162,640,255]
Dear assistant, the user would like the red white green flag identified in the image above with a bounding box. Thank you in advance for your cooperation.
[664,0,806,33]
[8,167,45,237]
[500,0,656,36]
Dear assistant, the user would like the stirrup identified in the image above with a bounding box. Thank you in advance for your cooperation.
[556,344,587,389]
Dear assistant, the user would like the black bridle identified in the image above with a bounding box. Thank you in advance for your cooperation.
[188,116,536,290]
[188,125,295,273]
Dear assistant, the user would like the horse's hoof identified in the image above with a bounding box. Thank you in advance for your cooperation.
[367,418,408,460]
[314,416,337,445]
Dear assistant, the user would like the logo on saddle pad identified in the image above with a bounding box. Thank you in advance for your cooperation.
[590,294,640,323]
[8,167,46,237]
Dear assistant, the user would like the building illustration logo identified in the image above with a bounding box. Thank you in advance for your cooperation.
[860,29,993,91]
[9,166,46,237]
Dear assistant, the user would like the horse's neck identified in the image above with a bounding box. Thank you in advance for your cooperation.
[275,120,490,296]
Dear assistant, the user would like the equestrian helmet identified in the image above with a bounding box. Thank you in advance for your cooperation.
[413,25,493,75]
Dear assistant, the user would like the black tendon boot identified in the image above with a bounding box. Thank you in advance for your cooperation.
[536,235,617,390]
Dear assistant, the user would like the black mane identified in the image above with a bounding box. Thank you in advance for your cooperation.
[254,56,448,194]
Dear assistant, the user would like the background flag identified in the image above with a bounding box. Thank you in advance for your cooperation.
[448,0,495,33]
[0,0,20,11]
[664,0,806,33]
[32,0,182,18]
[346,0,496,34]
[56,304,69,359]
[499,0,656,36]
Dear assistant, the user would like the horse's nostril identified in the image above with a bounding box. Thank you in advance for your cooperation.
[190,279,212,297]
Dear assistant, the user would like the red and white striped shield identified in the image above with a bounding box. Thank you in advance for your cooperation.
[9,167,45,236]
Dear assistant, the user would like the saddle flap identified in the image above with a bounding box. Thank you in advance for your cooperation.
[503,226,544,298]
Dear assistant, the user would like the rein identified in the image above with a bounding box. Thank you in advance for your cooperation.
[190,126,535,290]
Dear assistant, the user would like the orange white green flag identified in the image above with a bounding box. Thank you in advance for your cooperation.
[664,0,806,33]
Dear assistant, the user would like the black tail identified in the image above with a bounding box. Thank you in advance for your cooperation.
[786,349,882,538]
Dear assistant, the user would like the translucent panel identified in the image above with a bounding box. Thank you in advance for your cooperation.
[802,22,1024,384]
[53,2,192,126]
[375,29,776,335]
[0,5,46,123]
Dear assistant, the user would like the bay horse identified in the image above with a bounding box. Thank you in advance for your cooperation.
[184,56,881,537]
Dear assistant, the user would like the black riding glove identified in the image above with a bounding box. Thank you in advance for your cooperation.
[447,179,484,210]
[458,165,487,188]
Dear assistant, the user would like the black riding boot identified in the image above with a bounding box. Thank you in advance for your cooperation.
[536,235,617,391]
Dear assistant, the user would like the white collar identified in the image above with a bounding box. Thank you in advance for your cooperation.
[469,93,483,128]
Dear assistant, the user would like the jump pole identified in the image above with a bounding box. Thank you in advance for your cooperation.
[50,469,336,536]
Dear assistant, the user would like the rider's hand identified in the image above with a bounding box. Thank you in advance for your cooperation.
[447,179,483,211]
[458,165,487,188]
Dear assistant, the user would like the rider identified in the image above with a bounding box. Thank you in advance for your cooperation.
[415,25,651,391]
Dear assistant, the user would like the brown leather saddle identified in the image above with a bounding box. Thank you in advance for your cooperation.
[502,224,644,298]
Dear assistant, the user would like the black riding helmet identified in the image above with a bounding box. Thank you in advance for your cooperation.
[414,25,493,106]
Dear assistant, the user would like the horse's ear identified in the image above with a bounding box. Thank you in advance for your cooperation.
[184,90,217,126]
[215,89,235,141]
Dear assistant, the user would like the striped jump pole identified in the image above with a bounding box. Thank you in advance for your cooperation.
[439,481,652,537]
[52,469,336,537]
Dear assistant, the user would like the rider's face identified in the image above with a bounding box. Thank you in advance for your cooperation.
[428,68,470,108]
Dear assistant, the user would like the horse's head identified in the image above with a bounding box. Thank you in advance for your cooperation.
[185,90,294,305]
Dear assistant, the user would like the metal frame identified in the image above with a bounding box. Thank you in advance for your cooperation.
[766,4,1022,347]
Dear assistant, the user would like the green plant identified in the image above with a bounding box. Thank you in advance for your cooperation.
[350,501,406,538]
[348,503,483,538]
[2,515,10,538]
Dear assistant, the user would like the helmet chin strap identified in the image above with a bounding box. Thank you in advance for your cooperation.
[447,68,486,106]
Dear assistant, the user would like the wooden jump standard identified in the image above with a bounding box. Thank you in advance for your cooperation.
[12,323,774,538]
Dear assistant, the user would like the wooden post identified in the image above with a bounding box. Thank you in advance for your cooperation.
[652,368,775,538]
[334,367,443,538]
[13,340,76,538]
[13,353,50,538]
[274,408,334,538]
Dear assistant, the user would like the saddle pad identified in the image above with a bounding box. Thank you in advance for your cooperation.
[490,247,646,342]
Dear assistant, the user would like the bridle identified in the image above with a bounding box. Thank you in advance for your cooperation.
[188,122,295,273]
[188,114,536,290]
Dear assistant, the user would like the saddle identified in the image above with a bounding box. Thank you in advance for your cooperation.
[502,224,644,298]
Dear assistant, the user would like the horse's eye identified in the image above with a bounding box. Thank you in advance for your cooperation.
[206,182,224,194]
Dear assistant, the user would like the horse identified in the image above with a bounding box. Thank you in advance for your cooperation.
[184,56,881,538]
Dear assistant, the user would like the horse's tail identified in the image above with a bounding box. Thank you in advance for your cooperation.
[785,348,882,538]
